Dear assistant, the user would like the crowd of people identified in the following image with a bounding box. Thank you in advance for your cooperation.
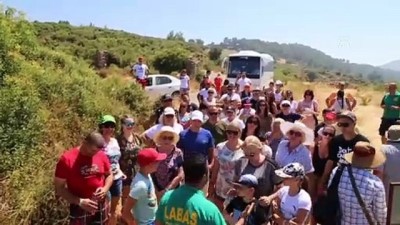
[54,64,400,225]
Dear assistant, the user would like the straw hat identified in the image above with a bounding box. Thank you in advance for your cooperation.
[280,121,314,145]
[344,141,386,169]
[153,126,180,145]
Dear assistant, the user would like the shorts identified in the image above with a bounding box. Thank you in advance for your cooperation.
[109,179,122,197]
[379,118,399,136]
[69,198,109,225]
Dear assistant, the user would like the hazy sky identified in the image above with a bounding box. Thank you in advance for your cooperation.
[3,0,400,66]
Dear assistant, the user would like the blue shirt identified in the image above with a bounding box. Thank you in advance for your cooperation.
[177,128,214,160]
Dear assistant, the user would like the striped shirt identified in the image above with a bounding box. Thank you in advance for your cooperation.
[329,166,387,225]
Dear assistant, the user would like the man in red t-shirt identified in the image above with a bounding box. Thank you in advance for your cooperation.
[214,73,223,97]
[54,131,114,225]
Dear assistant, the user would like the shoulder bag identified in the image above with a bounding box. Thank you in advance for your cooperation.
[348,166,380,225]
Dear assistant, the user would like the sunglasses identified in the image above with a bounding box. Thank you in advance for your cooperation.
[165,114,174,118]
[322,131,335,137]
[337,122,350,128]
[209,112,218,116]
[164,99,173,102]
[161,136,174,141]
[247,120,258,125]
[226,130,239,136]
[102,123,115,129]
[124,122,135,127]
[288,130,302,137]
[259,104,266,107]
[281,104,290,108]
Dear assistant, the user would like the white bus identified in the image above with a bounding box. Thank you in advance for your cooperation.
[222,50,274,89]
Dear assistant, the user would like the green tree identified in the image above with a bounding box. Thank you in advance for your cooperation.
[153,48,190,74]
[166,30,185,42]
[208,47,222,61]
[307,71,317,81]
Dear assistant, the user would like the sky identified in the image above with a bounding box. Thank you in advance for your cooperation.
[2,0,400,66]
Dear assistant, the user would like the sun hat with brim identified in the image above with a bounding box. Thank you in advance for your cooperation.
[227,120,243,132]
[100,115,116,124]
[275,162,305,179]
[344,141,386,169]
[232,174,258,188]
[137,148,167,167]
[280,121,314,145]
[387,125,400,142]
[153,126,180,145]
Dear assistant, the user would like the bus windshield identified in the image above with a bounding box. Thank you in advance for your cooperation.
[227,56,261,79]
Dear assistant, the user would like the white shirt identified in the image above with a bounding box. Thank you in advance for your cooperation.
[219,93,241,102]
[238,108,256,121]
[236,78,252,92]
[199,88,209,100]
[132,64,148,79]
[278,186,312,220]
[144,123,183,140]
[179,74,190,89]
[103,138,123,180]
[204,97,216,107]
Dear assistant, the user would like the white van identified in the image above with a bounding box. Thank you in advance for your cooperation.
[222,50,274,89]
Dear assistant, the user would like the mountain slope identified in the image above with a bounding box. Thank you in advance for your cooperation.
[381,59,400,72]
[210,38,400,81]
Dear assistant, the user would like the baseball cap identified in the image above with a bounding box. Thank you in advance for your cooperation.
[337,110,357,123]
[100,115,116,124]
[226,106,235,112]
[163,107,175,116]
[232,174,258,188]
[190,110,204,122]
[137,148,167,167]
[275,162,305,179]
[275,80,283,85]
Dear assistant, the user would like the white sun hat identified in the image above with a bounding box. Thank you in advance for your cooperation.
[280,121,314,145]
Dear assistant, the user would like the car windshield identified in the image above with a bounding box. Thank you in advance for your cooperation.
[227,56,261,79]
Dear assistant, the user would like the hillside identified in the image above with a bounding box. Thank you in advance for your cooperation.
[381,59,400,72]
[32,21,210,73]
[210,38,400,82]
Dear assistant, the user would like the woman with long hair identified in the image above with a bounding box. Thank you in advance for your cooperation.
[266,92,278,115]
[178,102,191,129]
[116,115,143,206]
[98,115,125,225]
[255,99,274,136]
[330,89,353,113]
[297,89,319,129]
[263,163,312,225]
[241,115,262,140]
[283,90,298,113]
[151,126,184,201]
[210,120,244,210]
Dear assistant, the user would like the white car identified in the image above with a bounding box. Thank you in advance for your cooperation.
[144,74,181,98]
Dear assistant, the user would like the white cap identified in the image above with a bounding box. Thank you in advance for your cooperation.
[163,107,175,116]
[275,80,283,85]
[190,110,204,122]
[280,100,291,106]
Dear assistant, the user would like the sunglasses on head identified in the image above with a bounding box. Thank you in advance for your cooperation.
[102,123,115,129]
[281,104,290,108]
[165,114,174,118]
[322,131,335,137]
[288,130,302,137]
[337,122,350,128]
[226,130,239,136]
[161,136,174,141]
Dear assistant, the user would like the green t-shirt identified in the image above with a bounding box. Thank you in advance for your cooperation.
[202,120,226,145]
[382,92,400,118]
[156,185,226,225]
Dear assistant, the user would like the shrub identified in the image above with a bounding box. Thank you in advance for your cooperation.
[152,47,190,74]
[208,47,222,61]
[0,8,152,224]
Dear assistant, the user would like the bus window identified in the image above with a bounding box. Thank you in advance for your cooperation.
[227,56,261,79]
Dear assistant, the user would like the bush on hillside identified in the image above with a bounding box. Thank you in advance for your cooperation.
[0,7,152,224]
[208,47,222,61]
[152,47,190,74]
